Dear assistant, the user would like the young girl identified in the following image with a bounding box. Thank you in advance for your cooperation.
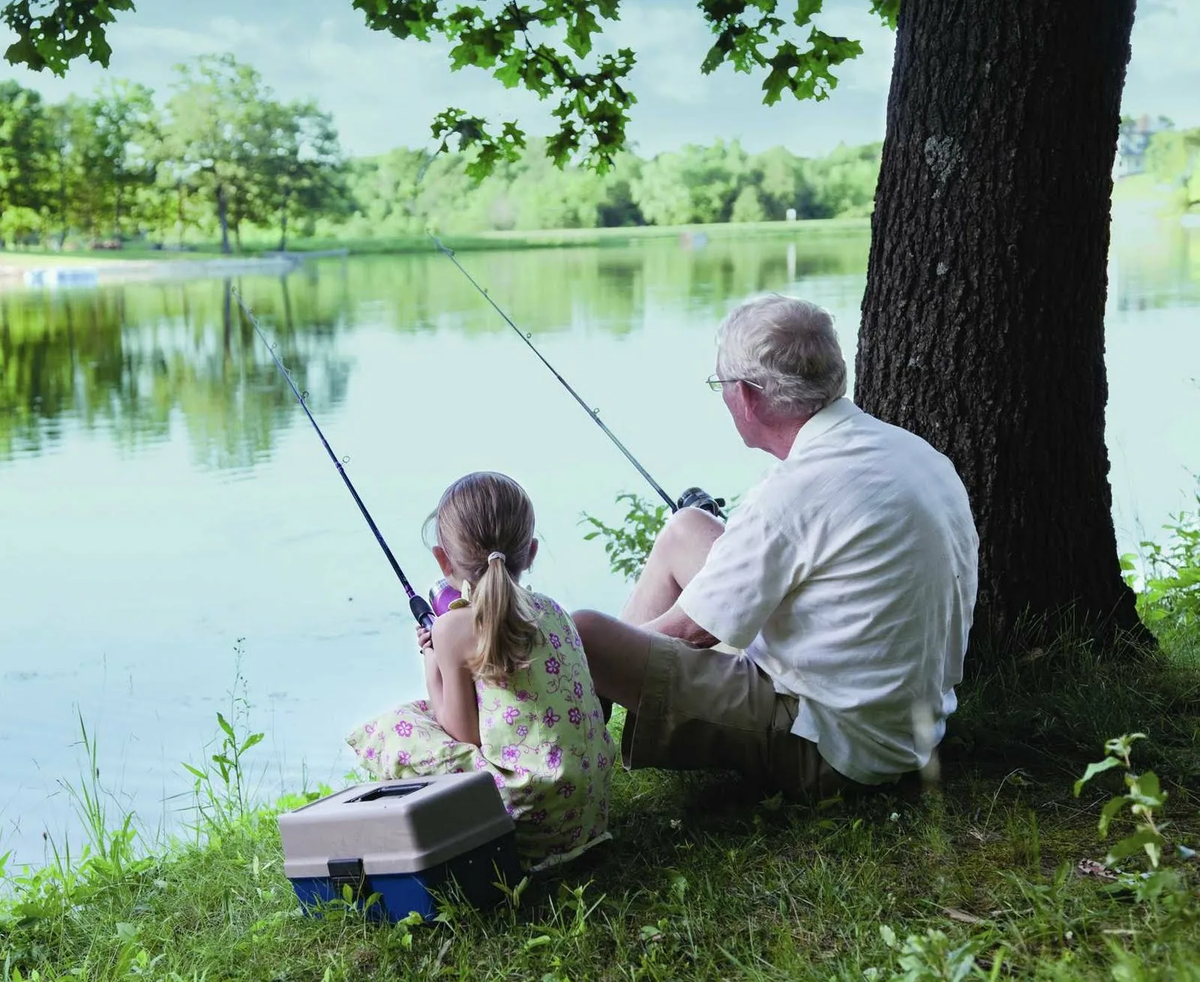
[346,471,614,871]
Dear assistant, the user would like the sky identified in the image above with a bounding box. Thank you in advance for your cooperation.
[1,0,1197,161]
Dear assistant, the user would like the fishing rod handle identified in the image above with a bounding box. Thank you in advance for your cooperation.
[409,594,436,630]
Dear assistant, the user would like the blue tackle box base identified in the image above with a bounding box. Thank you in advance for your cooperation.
[287,829,523,923]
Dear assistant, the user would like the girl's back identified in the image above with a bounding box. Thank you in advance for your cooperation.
[347,470,613,871]
[474,592,613,862]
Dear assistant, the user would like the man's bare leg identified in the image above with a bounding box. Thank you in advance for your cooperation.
[619,507,725,625]
[571,611,659,714]
[578,507,725,718]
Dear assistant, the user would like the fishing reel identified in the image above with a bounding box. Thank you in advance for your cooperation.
[676,486,726,519]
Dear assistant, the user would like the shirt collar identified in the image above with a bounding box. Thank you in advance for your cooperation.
[787,397,862,459]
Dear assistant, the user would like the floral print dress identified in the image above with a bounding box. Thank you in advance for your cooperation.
[346,592,614,871]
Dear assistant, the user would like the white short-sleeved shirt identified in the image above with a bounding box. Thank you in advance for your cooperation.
[677,397,979,785]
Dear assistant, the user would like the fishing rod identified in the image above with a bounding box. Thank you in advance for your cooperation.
[231,287,435,630]
[426,231,725,520]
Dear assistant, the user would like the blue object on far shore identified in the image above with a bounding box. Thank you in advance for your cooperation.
[22,267,101,288]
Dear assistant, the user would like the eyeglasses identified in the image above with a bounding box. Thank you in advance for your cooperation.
[706,374,764,392]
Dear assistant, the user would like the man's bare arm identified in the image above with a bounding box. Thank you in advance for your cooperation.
[642,602,719,648]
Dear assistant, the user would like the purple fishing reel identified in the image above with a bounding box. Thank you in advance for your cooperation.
[428,577,464,616]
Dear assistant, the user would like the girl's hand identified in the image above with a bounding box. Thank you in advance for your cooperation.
[416,624,433,652]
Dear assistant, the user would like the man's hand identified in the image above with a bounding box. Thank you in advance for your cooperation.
[644,602,719,648]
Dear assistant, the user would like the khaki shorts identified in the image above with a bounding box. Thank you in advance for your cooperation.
[620,632,861,800]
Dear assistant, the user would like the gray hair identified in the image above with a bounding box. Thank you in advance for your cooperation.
[716,294,846,418]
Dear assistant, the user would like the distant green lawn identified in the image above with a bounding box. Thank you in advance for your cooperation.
[0,247,230,267]
[4,217,872,271]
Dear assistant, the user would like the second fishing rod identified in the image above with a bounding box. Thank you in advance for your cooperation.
[426,231,726,521]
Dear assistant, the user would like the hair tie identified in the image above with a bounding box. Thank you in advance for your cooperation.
[487,551,506,564]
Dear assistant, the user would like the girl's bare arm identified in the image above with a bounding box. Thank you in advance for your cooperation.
[428,610,482,746]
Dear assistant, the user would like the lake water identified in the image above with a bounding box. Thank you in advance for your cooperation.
[2,224,1197,869]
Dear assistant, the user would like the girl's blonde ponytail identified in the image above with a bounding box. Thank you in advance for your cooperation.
[433,473,542,682]
[469,551,539,682]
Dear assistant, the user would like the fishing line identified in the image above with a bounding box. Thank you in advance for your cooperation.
[403,145,721,515]
[424,230,715,516]
[231,286,435,629]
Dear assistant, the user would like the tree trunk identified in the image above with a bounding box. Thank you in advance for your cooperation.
[279,194,289,252]
[176,182,186,247]
[854,0,1148,656]
[216,183,231,254]
[58,151,68,249]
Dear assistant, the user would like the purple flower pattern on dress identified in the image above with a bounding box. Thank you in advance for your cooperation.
[344,590,612,869]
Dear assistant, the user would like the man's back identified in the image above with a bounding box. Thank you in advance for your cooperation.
[680,398,979,784]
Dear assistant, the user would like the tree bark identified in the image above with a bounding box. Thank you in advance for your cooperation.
[854,0,1148,655]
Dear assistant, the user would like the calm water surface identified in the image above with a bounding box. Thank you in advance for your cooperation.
[1,225,1197,867]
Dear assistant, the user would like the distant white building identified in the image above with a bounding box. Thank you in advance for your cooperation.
[1114,114,1173,179]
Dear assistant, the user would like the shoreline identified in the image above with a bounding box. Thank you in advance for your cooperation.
[0,252,309,291]
[0,218,872,292]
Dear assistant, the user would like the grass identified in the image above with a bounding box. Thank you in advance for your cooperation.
[2,625,1197,982]
[0,247,235,267]
[283,216,872,255]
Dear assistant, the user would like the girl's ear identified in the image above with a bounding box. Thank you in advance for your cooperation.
[432,544,455,578]
[527,537,539,568]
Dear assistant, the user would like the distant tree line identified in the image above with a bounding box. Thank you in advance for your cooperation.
[343,137,882,239]
[1140,128,1200,212]
[0,55,345,252]
[0,54,883,252]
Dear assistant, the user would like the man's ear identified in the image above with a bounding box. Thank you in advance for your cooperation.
[432,544,454,578]
[736,379,761,418]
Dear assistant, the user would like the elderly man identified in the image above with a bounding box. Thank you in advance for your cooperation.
[573,294,979,798]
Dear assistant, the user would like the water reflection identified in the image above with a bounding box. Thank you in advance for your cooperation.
[1,276,353,467]
[0,232,873,470]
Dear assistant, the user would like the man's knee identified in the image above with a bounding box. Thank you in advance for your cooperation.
[648,506,724,570]
[571,607,605,643]
[571,608,611,672]
[660,505,724,546]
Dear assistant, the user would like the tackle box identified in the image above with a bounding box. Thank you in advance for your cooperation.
[277,771,522,923]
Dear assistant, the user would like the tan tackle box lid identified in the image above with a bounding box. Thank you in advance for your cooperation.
[278,771,515,878]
